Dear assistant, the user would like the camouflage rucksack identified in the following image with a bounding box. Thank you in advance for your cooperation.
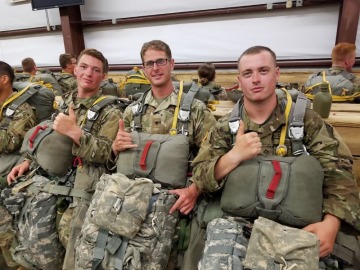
[75,173,179,270]
[243,216,319,270]
[120,67,151,98]
[1,174,67,270]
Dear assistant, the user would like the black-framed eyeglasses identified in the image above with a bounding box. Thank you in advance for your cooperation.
[143,58,170,69]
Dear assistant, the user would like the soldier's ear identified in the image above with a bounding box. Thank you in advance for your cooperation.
[0,74,9,84]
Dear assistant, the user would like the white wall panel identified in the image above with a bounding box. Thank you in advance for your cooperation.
[0,33,65,67]
[84,6,339,65]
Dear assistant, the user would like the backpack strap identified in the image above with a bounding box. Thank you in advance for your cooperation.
[132,89,152,132]
[0,83,39,129]
[288,92,308,156]
[228,97,244,144]
[81,95,119,133]
[176,82,198,136]
[338,70,355,81]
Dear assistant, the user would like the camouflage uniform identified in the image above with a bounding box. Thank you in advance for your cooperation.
[0,93,36,268]
[123,89,215,147]
[56,89,122,270]
[191,96,360,268]
[14,72,32,82]
[202,81,228,101]
[55,72,77,94]
[123,89,216,269]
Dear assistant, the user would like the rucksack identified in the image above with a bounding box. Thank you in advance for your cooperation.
[304,70,360,102]
[120,67,151,98]
[75,173,179,270]
[1,174,67,270]
[12,81,56,123]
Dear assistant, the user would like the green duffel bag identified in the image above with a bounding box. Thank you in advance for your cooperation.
[116,131,189,189]
[20,120,74,177]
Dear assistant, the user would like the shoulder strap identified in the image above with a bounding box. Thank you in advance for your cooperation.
[339,70,356,81]
[132,89,152,132]
[82,95,119,132]
[288,92,308,156]
[228,96,244,144]
[177,81,198,136]
[0,83,39,129]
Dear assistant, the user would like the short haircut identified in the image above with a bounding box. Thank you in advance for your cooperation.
[21,57,36,73]
[198,62,216,86]
[0,61,15,85]
[59,53,76,69]
[237,46,277,69]
[140,40,172,63]
[104,58,109,74]
[77,48,107,73]
[331,43,356,63]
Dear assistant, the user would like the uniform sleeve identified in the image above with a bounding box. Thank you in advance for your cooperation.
[192,115,232,192]
[0,103,37,154]
[72,107,121,164]
[191,100,217,148]
[304,109,360,229]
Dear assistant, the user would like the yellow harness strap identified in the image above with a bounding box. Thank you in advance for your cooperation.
[276,88,292,157]
[0,83,36,117]
[169,81,184,136]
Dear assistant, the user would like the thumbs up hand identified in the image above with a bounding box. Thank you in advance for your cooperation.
[229,120,262,164]
[112,119,137,156]
[53,105,82,145]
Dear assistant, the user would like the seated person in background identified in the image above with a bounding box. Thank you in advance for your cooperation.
[304,42,360,102]
[198,62,227,100]
[55,53,77,94]
[14,57,38,82]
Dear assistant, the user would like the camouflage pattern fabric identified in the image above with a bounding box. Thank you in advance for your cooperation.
[0,204,14,249]
[243,217,319,270]
[192,96,360,230]
[198,217,249,270]
[0,95,37,155]
[14,73,32,82]
[88,173,154,238]
[3,175,65,270]
[122,89,216,149]
[55,73,77,94]
[75,189,179,270]
[60,89,123,270]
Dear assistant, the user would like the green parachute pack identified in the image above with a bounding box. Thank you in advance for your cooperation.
[304,70,360,102]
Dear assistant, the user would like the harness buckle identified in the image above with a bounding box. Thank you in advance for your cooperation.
[87,110,98,121]
[178,109,190,122]
[5,108,15,118]
[229,119,240,135]
[288,125,304,140]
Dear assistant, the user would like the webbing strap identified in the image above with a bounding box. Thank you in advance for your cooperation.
[113,237,129,270]
[82,95,118,132]
[169,81,184,135]
[40,182,92,200]
[177,82,199,136]
[139,140,154,170]
[266,160,282,199]
[92,228,109,270]
[206,245,246,258]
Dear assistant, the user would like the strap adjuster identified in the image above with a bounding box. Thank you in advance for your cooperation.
[288,125,304,140]
[87,110,99,121]
[5,108,15,117]
[229,119,240,135]
[178,109,190,122]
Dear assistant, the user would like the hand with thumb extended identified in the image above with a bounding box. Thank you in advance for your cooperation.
[230,120,262,164]
[112,118,137,156]
[53,103,82,144]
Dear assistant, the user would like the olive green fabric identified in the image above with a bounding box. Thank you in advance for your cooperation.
[116,131,189,189]
[221,154,324,228]
[20,120,74,177]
